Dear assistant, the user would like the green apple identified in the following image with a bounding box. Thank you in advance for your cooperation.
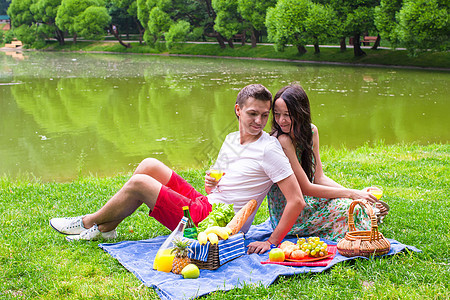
[269,248,285,262]
[181,264,200,279]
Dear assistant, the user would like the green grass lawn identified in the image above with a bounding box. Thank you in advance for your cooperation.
[42,41,450,70]
[1,143,449,299]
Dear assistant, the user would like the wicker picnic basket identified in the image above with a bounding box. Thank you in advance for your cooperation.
[191,244,220,270]
[337,200,391,257]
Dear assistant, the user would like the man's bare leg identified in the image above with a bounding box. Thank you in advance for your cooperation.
[83,158,173,232]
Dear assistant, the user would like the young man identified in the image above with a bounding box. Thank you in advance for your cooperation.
[50,84,305,254]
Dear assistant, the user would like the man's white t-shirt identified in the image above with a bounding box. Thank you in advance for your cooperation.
[207,131,293,233]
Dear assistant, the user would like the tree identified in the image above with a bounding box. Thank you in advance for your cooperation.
[7,0,34,28]
[108,0,144,44]
[200,0,227,48]
[137,0,211,49]
[237,0,276,47]
[136,0,151,42]
[146,6,172,46]
[7,0,38,45]
[394,0,449,54]
[344,5,377,56]
[56,0,110,43]
[265,0,311,54]
[165,20,190,49]
[75,6,111,40]
[374,0,402,47]
[211,0,242,48]
[31,0,65,45]
[318,0,381,55]
[304,2,337,54]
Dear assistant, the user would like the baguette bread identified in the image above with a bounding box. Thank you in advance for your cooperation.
[226,199,258,235]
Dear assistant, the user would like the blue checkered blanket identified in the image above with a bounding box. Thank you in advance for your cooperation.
[99,220,421,300]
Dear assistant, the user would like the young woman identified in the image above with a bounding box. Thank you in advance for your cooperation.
[267,84,389,241]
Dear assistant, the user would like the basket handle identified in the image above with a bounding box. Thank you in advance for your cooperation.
[347,200,381,242]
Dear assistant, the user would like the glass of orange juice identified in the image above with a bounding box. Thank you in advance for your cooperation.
[154,248,175,272]
[209,167,224,192]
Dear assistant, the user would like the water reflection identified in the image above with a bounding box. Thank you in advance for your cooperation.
[0,51,449,181]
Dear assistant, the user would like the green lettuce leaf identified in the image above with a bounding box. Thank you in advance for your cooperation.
[198,203,234,232]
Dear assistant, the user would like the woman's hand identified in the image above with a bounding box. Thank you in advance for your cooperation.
[247,240,271,254]
[348,189,378,204]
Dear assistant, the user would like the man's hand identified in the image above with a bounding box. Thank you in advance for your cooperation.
[247,240,271,254]
[204,170,224,194]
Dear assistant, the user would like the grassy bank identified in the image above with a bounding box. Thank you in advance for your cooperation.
[1,143,449,299]
[41,41,450,70]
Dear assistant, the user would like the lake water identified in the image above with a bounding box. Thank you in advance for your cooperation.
[1,51,449,181]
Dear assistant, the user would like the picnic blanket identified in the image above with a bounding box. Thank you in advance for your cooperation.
[99,220,421,300]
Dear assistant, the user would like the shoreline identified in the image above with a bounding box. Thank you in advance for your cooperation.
[3,42,449,72]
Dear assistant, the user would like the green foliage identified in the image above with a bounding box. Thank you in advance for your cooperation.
[395,0,449,54]
[212,0,242,40]
[187,26,204,41]
[238,0,276,31]
[31,0,61,24]
[136,0,150,31]
[75,6,111,40]
[344,6,375,36]
[146,6,172,43]
[7,0,34,27]
[12,23,37,45]
[3,27,14,43]
[374,0,402,44]
[165,20,190,49]
[305,2,338,46]
[265,0,310,53]
[56,0,109,40]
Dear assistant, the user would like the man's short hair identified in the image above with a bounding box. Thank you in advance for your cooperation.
[236,84,272,107]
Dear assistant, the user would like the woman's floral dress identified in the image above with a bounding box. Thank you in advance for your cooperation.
[267,141,371,242]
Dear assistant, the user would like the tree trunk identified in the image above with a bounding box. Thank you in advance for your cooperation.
[227,38,234,48]
[297,45,307,54]
[241,31,246,46]
[371,34,381,50]
[353,34,366,56]
[340,37,346,51]
[251,29,258,48]
[204,29,227,48]
[216,34,226,48]
[56,29,65,45]
[134,18,144,44]
[73,34,77,44]
[314,43,320,54]
[111,25,131,48]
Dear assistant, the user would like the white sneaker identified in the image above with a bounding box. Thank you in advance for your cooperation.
[50,216,86,235]
[66,224,118,241]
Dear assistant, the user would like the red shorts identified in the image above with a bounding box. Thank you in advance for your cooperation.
[149,171,212,231]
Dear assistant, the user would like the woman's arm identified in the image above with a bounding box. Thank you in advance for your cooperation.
[278,127,376,201]
[246,174,305,254]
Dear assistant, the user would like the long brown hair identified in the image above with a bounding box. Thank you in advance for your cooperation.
[271,84,314,181]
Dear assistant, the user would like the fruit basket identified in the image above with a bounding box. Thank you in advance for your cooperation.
[337,200,391,257]
[191,243,221,270]
[189,233,245,270]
